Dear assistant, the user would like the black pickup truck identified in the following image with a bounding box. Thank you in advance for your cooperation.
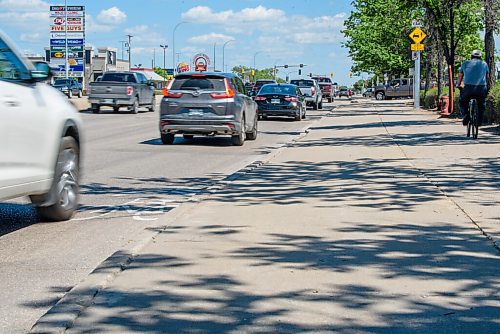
[88,72,156,114]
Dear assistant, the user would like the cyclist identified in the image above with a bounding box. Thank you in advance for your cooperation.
[456,50,490,126]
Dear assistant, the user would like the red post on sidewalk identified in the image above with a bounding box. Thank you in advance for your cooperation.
[440,65,455,117]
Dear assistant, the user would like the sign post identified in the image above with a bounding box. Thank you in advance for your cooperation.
[409,26,427,109]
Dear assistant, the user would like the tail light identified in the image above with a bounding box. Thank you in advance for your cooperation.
[210,79,235,99]
[285,96,298,102]
[311,87,316,96]
[162,79,184,98]
[126,86,133,96]
[254,96,267,101]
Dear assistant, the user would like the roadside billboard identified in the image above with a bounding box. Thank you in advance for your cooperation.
[49,5,85,78]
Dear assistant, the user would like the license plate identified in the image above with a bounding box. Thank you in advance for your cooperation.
[271,99,280,104]
[102,99,113,104]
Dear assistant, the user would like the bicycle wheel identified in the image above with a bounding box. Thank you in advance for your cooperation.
[471,100,479,139]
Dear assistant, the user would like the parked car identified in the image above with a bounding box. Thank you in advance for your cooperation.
[374,78,413,100]
[312,76,334,103]
[362,88,373,98]
[0,31,83,221]
[88,71,156,114]
[337,87,351,98]
[254,83,306,121]
[252,79,276,93]
[159,72,258,146]
[290,79,323,109]
[52,78,83,98]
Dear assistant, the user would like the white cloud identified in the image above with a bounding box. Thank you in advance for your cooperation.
[124,25,167,45]
[20,33,41,43]
[88,7,127,33]
[188,33,234,45]
[97,7,126,25]
[0,0,48,11]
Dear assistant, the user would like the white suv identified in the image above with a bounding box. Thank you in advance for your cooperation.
[0,32,83,221]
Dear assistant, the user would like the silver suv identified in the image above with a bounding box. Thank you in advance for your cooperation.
[159,72,258,146]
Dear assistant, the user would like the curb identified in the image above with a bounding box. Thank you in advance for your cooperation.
[29,106,332,334]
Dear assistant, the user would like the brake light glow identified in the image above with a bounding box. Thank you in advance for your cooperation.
[162,79,184,98]
[126,86,133,96]
[210,78,235,99]
[254,96,267,101]
[285,96,298,102]
[311,87,315,95]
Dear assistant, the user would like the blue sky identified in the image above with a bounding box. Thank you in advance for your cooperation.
[0,0,358,85]
[0,0,497,85]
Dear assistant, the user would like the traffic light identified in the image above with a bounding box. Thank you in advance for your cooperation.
[251,69,255,76]
[309,73,312,77]
[349,72,352,78]
[284,64,288,69]
[330,72,334,78]
[298,69,302,75]
[241,68,245,75]
[300,64,304,68]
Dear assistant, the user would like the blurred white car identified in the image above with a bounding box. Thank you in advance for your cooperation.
[0,31,83,221]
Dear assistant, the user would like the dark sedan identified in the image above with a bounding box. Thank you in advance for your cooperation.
[255,84,306,121]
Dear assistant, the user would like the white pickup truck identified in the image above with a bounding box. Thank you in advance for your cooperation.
[290,78,323,110]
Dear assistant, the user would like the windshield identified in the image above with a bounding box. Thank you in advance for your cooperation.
[258,85,297,95]
[290,80,314,87]
[54,79,71,85]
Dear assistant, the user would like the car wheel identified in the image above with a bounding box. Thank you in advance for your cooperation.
[301,106,306,119]
[183,134,194,140]
[68,90,73,99]
[77,90,82,98]
[91,104,100,114]
[246,115,258,140]
[131,98,139,114]
[161,133,175,145]
[294,108,302,121]
[231,117,245,146]
[113,106,120,113]
[319,101,323,109]
[313,100,318,110]
[376,92,385,100]
[149,97,156,112]
[32,136,80,222]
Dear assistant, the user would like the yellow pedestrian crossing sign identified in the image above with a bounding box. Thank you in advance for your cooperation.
[409,27,427,44]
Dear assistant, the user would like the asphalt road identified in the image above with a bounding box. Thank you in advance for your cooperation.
[0,99,336,334]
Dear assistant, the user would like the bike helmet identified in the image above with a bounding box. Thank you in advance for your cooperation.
[471,50,482,58]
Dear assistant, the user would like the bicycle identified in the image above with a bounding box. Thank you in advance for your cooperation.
[466,98,479,139]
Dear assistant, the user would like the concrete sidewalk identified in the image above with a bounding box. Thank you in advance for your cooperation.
[33,100,499,333]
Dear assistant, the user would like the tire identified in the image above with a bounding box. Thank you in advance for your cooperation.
[32,137,80,222]
[246,115,258,140]
[68,90,73,99]
[319,101,323,109]
[313,100,318,110]
[113,106,120,113]
[294,108,302,121]
[375,92,385,100]
[231,117,245,146]
[148,97,156,112]
[161,133,175,145]
[131,98,139,114]
[329,97,333,103]
[183,134,194,140]
[91,104,100,114]
[77,90,82,98]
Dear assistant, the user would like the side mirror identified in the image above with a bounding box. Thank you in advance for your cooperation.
[31,62,51,81]
[148,81,155,87]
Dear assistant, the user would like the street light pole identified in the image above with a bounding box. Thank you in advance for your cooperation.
[213,42,217,72]
[222,39,234,73]
[253,51,264,81]
[126,34,133,71]
[160,44,168,82]
[172,22,187,75]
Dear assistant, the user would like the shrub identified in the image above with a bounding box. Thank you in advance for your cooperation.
[486,82,500,124]
[420,86,459,111]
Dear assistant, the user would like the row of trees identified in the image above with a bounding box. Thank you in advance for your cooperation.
[343,0,498,113]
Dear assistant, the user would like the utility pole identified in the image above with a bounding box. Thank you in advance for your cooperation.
[126,34,133,71]
[64,0,68,79]
[213,41,217,72]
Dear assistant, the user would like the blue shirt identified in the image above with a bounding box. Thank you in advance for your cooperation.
[460,59,489,86]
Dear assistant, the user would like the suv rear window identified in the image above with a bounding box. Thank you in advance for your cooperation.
[290,80,314,87]
[101,73,136,83]
[255,80,275,85]
[172,75,226,91]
